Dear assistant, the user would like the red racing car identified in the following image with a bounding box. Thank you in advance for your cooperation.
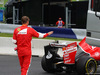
[41,37,100,75]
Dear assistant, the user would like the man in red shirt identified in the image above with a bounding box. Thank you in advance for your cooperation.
[56,18,65,28]
[12,16,53,75]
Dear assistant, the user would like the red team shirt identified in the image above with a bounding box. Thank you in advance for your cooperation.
[13,24,49,56]
[56,20,65,28]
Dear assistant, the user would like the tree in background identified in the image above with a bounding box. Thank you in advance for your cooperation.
[0,0,8,22]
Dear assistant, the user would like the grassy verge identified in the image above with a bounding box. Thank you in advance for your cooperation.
[0,33,81,41]
[0,33,13,37]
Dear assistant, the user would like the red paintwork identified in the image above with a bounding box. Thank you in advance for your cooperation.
[62,42,77,64]
[62,37,100,64]
[79,37,100,61]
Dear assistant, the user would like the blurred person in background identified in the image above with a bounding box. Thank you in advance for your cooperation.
[56,17,65,28]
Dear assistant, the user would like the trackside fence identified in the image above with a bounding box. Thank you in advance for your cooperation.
[0,24,86,39]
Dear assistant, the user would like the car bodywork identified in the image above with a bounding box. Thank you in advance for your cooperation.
[41,37,99,75]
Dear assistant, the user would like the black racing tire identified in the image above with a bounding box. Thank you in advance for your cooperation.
[76,56,97,75]
[41,55,55,73]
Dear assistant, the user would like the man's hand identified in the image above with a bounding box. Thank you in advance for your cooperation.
[14,47,17,51]
[48,31,53,35]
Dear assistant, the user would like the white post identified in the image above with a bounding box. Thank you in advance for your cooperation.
[15,9,19,23]
[13,6,15,24]
[68,10,71,28]
[65,7,68,28]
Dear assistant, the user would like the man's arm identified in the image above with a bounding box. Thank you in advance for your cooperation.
[12,29,17,45]
[31,28,53,38]
[62,21,65,25]
[56,21,58,25]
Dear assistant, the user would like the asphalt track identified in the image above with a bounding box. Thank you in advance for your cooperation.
[0,55,100,75]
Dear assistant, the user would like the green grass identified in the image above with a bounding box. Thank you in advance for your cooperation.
[4,0,8,5]
[0,33,81,41]
[0,0,8,7]
[0,33,13,37]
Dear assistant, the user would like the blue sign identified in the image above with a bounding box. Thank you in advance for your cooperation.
[0,10,3,21]
[32,26,77,39]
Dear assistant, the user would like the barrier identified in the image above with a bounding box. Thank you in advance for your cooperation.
[32,26,86,39]
[0,37,55,56]
[32,26,77,39]
[72,29,86,39]
[0,37,79,56]
[0,24,21,33]
[0,24,86,39]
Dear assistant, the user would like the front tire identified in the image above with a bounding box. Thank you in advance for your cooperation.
[76,56,97,75]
